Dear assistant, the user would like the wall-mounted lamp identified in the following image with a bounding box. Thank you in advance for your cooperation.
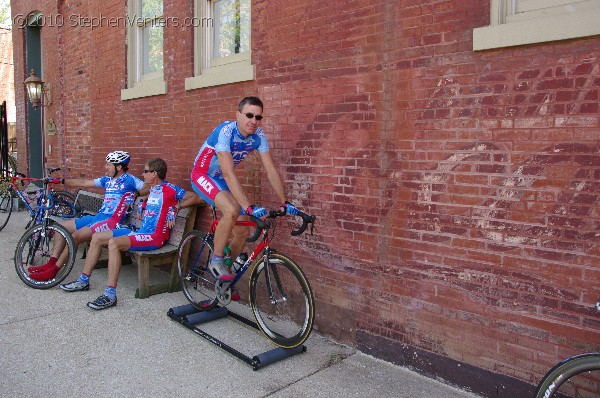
[23,69,44,108]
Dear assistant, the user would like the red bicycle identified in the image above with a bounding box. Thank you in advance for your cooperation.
[177,207,316,349]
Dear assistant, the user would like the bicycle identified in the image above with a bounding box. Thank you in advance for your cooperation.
[177,207,316,349]
[533,299,600,397]
[11,168,79,289]
[0,167,78,231]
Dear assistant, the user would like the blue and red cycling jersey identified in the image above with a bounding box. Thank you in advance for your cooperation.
[191,121,269,203]
[93,173,144,219]
[113,181,186,251]
[137,181,186,236]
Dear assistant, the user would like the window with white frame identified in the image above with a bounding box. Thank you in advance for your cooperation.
[185,0,254,91]
[473,0,600,51]
[121,0,167,100]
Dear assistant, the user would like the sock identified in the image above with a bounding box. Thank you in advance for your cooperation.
[211,255,223,265]
[78,273,90,285]
[48,257,58,265]
[104,286,117,299]
[29,265,60,281]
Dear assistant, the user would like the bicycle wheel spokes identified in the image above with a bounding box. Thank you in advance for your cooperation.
[249,253,315,348]
[178,231,219,310]
[534,354,600,397]
[14,223,76,289]
[0,186,13,231]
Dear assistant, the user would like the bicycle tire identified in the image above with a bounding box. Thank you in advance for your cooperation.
[177,230,220,311]
[249,252,315,348]
[0,184,13,231]
[534,353,600,397]
[50,190,79,218]
[14,222,76,289]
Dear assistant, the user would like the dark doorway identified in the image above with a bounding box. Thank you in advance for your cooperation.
[26,15,43,178]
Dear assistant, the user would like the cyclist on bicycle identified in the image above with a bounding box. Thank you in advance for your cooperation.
[60,158,199,310]
[29,151,146,281]
[190,96,299,282]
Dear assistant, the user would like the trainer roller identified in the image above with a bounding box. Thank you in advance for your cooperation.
[167,303,306,370]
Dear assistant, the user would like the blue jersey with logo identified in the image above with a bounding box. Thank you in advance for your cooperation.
[138,181,186,235]
[94,173,144,216]
[192,121,270,178]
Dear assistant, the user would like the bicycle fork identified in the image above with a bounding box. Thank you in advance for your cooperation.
[263,249,288,305]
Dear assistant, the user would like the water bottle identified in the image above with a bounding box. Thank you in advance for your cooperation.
[233,252,248,273]
[223,244,233,268]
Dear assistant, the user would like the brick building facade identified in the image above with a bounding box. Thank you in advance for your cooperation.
[10,1,600,396]
[1,26,16,144]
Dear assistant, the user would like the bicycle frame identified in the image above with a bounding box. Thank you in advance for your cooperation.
[203,215,269,289]
[5,169,74,227]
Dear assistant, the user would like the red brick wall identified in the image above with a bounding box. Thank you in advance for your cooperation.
[11,0,600,393]
[0,27,15,124]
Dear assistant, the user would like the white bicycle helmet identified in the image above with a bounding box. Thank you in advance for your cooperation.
[106,150,131,165]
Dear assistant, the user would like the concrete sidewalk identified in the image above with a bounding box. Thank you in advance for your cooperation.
[0,211,482,398]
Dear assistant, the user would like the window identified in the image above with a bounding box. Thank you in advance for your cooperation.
[473,0,600,51]
[185,0,254,91]
[121,0,167,100]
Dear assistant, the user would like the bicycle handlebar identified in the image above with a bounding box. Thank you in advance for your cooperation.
[46,177,64,185]
[245,209,316,242]
[246,215,270,242]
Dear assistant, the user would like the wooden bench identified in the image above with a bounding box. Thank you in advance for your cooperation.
[126,199,198,299]
[70,189,199,299]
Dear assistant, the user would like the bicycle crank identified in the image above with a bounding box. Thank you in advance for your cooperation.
[215,281,233,306]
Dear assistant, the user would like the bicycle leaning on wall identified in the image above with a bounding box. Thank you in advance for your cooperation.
[533,299,600,397]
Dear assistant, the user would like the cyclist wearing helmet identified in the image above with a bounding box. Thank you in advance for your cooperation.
[29,150,146,282]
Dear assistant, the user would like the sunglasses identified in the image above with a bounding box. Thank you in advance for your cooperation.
[143,169,154,174]
[244,112,263,121]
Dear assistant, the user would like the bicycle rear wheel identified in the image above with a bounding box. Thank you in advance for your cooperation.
[534,353,600,397]
[0,185,13,231]
[14,222,76,289]
[177,230,220,311]
[249,253,315,348]
[50,190,79,218]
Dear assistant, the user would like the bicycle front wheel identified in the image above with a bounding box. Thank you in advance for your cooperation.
[534,353,600,397]
[0,185,13,231]
[249,253,315,348]
[177,230,220,311]
[14,222,76,289]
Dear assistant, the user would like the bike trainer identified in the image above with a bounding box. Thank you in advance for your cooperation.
[167,303,306,370]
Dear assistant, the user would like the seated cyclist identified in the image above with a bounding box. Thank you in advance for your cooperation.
[190,96,299,283]
[29,151,146,281]
[59,158,199,310]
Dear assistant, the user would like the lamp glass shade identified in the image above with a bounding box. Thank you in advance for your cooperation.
[24,70,43,108]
